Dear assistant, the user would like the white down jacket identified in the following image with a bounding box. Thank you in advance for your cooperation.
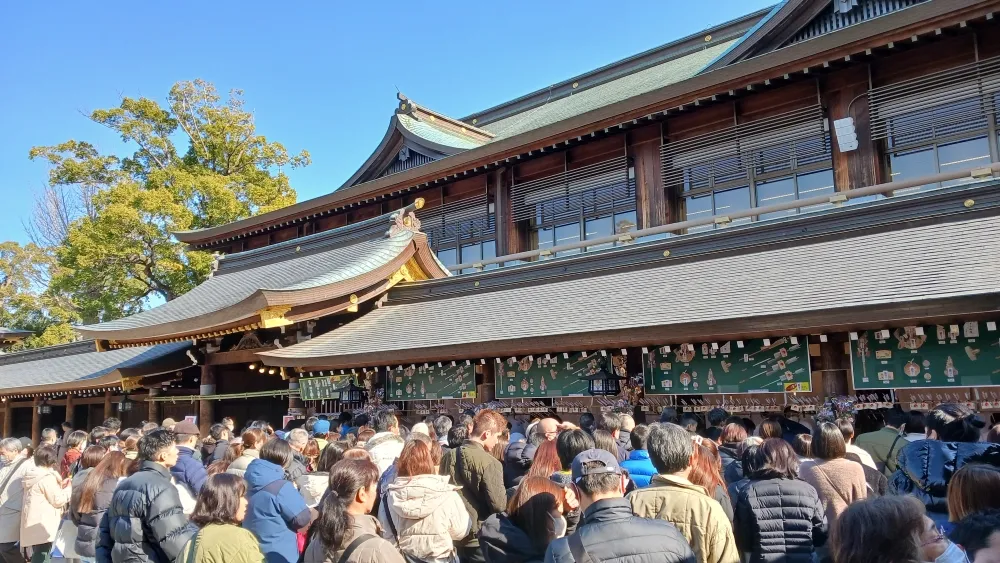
[377,473,471,563]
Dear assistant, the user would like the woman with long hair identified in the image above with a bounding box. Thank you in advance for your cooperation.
[892,403,1000,525]
[302,439,321,472]
[479,476,572,563]
[946,463,1000,523]
[303,458,403,563]
[718,423,748,484]
[689,439,733,521]
[799,422,867,526]
[71,450,130,561]
[526,440,562,479]
[832,495,951,563]
[732,439,827,563]
[206,443,242,477]
[180,474,263,563]
[226,428,265,479]
[298,442,348,508]
[242,439,313,563]
[379,436,469,563]
[20,445,71,562]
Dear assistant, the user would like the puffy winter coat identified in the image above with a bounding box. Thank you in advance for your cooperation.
[170,447,208,496]
[303,514,404,563]
[96,461,194,563]
[178,523,264,563]
[378,473,470,563]
[478,512,547,563]
[440,440,506,548]
[20,465,71,547]
[890,440,1000,519]
[226,449,259,479]
[620,450,656,488]
[502,440,537,489]
[732,478,827,563]
[296,472,329,508]
[0,456,34,544]
[285,452,308,484]
[200,440,229,468]
[366,433,405,477]
[242,458,311,563]
[718,444,741,484]
[71,471,118,557]
[544,498,696,563]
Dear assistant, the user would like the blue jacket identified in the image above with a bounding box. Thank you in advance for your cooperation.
[242,458,311,563]
[170,446,207,495]
[621,449,656,488]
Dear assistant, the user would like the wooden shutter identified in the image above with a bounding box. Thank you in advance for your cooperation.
[420,194,493,249]
[510,156,633,223]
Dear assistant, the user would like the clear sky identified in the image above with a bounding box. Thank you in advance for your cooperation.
[0,0,774,245]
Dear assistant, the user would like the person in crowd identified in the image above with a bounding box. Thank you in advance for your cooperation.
[951,510,1000,563]
[947,463,1000,523]
[490,432,509,463]
[551,430,594,487]
[724,436,763,485]
[222,418,236,435]
[71,446,107,490]
[38,429,57,448]
[704,408,729,443]
[380,435,469,563]
[505,419,556,489]
[227,428,265,479]
[689,439,733,523]
[242,438,312,563]
[301,439,321,472]
[88,426,109,446]
[757,420,782,440]
[122,434,140,461]
[98,435,121,453]
[303,458,403,563]
[904,410,927,442]
[299,442,347,508]
[988,424,1000,444]
[0,437,34,563]
[102,418,121,436]
[441,409,507,563]
[732,438,826,563]
[206,443,241,477]
[284,428,310,482]
[594,414,626,462]
[365,411,405,478]
[160,419,177,432]
[544,449,696,563]
[60,430,88,478]
[97,429,193,563]
[312,419,331,451]
[578,413,595,435]
[480,476,575,563]
[855,409,908,477]
[618,414,635,454]
[410,422,431,437]
[621,424,655,488]
[72,450,129,562]
[525,440,562,480]
[336,412,355,438]
[628,423,738,563]
[57,422,74,461]
[836,419,877,470]
[446,426,467,450]
[170,420,208,497]
[891,403,1000,525]
[799,422,867,526]
[717,423,747,483]
[679,413,700,435]
[20,445,71,563]
[179,474,264,563]
[140,422,160,436]
[659,408,679,425]
[202,424,231,467]
[831,495,951,563]
[434,416,453,449]
[792,434,812,461]
[845,451,887,497]
[727,444,761,502]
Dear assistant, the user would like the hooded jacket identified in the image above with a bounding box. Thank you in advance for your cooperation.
[170,446,208,496]
[732,477,827,563]
[96,461,194,563]
[620,450,656,488]
[718,444,741,484]
[242,458,311,563]
[226,449,259,479]
[478,512,546,563]
[890,440,1000,518]
[502,440,537,489]
[297,472,329,508]
[20,465,71,547]
[366,433,405,477]
[378,474,470,563]
[71,470,118,557]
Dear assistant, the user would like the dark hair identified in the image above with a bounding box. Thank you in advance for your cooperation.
[885,408,908,429]
[260,438,294,469]
[370,411,398,433]
[209,424,228,441]
[433,415,452,438]
[579,413,595,433]
[792,434,812,458]
[659,408,678,424]
[66,430,88,449]
[338,412,352,424]
[720,423,748,445]
[836,419,856,442]
[758,419,783,439]
[141,422,160,435]
[99,436,121,451]
[191,474,247,526]
[927,403,985,442]
[950,509,1000,562]
[906,410,926,435]
[592,430,618,459]
[81,445,107,470]
[812,422,847,460]
[576,460,622,496]
[138,430,176,462]
[707,408,729,428]
[679,413,700,432]
[832,496,925,563]
[102,417,121,432]
[741,444,763,477]
[315,442,348,473]
[315,459,379,552]
[33,445,58,468]
[647,423,692,474]
[89,426,109,442]
[947,463,1000,522]
[630,424,650,451]
[305,417,318,433]
[507,476,564,552]
[119,428,140,442]
[556,429,594,470]
[749,438,799,480]
[447,425,467,449]
[78,451,130,513]
[61,422,72,430]
[595,413,621,433]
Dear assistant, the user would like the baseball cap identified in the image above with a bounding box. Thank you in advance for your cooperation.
[313,419,331,435]
[172,421,199,435]
[571,448,623,483]
[161,418,176,428]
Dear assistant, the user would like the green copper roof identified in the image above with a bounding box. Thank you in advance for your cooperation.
[397,114,487,151]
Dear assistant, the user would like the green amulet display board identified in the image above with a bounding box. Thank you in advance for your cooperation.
[388,364,476,401]
[851,323,1000,389]
[643,337,812,394]
[495,353,604,398]
[299,374,355,401]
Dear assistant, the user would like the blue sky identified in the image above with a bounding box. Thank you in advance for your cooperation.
[0,0,773,245]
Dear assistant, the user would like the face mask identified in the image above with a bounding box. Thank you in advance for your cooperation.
[934,540,969,563]
[548,513,568,539]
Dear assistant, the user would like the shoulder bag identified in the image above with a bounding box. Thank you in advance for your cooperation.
[337,534,376,563]
[568,533,598,563]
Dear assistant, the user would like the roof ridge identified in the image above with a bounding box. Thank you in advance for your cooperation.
[396,93,494,141]
[0,340,96,366]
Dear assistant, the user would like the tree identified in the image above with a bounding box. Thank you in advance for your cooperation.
[0,242,76,349]
[30,80,310,324]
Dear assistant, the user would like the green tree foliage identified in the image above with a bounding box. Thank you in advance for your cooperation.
[28,80,309,326]
[0,242,77,349]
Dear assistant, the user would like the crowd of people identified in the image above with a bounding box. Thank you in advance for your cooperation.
[0,403,997,563]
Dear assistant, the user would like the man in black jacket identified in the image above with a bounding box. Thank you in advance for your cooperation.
[97,429,194,563]
[544,449,695,563]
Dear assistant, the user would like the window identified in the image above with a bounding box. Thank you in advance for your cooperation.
[424,198,496,275]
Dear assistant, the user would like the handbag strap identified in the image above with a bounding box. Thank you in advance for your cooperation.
[185,530,201,563]
[884,431,905,473]
[337,534,376,563]
[0,458,27,499]
[381,492,400,541]
[568,533,597,563]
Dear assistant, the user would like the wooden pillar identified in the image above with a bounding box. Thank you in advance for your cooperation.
[64,393,74,426]
[629,124,668,228]
[816,334,851,397]
[2,401,11,438]
[103,390,113,420]
[148,387,161,424]
[199,365,216,437]
[823,66,881,192]
[31,397,41,447]
[288,377,302,411]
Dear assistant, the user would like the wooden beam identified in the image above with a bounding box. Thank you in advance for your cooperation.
[204,348,273,366]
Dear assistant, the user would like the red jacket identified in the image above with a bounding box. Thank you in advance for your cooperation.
[60,449,81,478]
